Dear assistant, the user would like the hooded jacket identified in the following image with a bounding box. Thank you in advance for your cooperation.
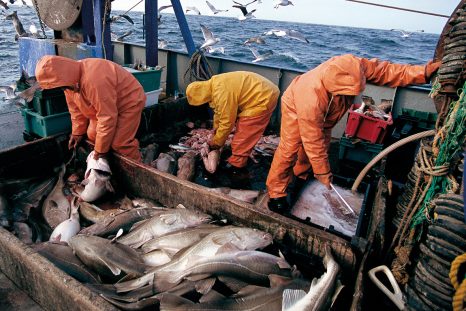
[288,54,428,174]
[186,71,280,147]
[35,56,146,155]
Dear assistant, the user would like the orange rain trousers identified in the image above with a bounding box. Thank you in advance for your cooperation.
[35,56,146,161]
[228,108,275,168]
[267,54,430,199]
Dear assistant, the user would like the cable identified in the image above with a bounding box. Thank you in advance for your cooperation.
[345,0,449,18]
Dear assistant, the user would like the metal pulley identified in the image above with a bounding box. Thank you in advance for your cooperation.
[32,0,83,31]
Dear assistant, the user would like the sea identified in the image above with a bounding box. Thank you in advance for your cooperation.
[0,4,439,148]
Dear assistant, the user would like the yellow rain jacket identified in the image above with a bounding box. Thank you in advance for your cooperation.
[186,71,280,147]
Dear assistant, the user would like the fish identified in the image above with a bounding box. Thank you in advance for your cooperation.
[152,153,177,174]
[141,224,220,255]
[13,221,33,244]
[0,190,11,227]
[210,188,260,203]
[33,242,101,284]
[11,176,56,222]
[69,235,146,278]
[282,246,342,311]
[152,250,296,292]
[169,144,193,152]
[159,276,310,311]
[49,197,80,244]
[79,207,164,237]
[80,169,114,202]
[201,148,220,174]
[143,250,172,267]
[118,209,212,248]
[115,226,273,293]
[78,200,125,223]
[42,165,71,229]
[177,151,197,181]
[142,143,159,165]
[132,197,164,209]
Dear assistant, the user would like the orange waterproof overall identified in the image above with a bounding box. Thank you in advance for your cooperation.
[187,71,280,168]
[266,54,432,199]
[35,56,146,161]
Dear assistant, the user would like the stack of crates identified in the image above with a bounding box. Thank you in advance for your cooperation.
[339,96,390,166]
[123,65,163,107]
[18,80,71,138]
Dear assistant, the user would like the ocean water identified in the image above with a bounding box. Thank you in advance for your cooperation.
[0,4,440,87]
[0,5,439,148]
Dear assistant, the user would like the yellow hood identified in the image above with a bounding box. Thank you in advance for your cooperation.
[186,80,212,106]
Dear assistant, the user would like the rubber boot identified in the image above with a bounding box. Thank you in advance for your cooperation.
[268,197,290,214]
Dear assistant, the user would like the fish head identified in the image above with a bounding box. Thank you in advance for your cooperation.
[230,227,273,250]
[180,209,212,226]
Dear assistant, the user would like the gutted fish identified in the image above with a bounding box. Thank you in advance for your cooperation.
[177,151,197,181]
[49,197,80,244]
[80,169,114,202]
[210,187,260,203]
[282,246,342,311]
[152,153,177,174]
[201,148,220,174]
[42,165,71,229]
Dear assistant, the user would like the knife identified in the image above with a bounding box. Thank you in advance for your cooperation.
[330,183,356,215]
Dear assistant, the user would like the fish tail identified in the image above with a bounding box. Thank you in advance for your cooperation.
[114,273,154,293]
[152,271,180,293]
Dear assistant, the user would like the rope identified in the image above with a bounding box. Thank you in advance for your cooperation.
[411,83,466,228]
[453,279,466,311]
[451,254,466,311]
[184,50,214,83]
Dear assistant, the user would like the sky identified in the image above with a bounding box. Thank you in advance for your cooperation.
[111,0,460,34]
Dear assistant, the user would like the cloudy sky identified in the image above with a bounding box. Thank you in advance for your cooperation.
[111,0,459,34]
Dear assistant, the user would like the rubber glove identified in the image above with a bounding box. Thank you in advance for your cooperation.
[314,172,333,189]
[425,60,441,81]
[68,135,84,150]
[93,150,108,160]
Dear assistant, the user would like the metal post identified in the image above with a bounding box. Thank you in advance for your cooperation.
[81,0,95,45]
[92,0,113,60]
[171,0,196,56]
[93,0,103,58]
[145,0,158,66]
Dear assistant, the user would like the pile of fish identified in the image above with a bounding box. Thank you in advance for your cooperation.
[351,96,393,121]
[0,154,343,310]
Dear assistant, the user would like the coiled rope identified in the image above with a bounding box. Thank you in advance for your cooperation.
[450,253,466,311]
[184,50,213,83]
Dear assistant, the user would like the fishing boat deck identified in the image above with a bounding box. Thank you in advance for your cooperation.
[0,271,43,311]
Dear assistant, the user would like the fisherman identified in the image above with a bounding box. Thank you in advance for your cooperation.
[35,55,146,162]
[267,54,441,212]
[186,71,280,173]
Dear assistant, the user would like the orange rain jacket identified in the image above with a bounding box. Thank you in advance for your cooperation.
[267,54,433,198]
[186,71,280,147]
[35,56,146,161]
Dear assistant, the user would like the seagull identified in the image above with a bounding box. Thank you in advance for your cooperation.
[0,1,9,10]
[206,1,228,14]
[249,47,273,63]
[158,5,173,24]
[206,46,225,54]
[29,24,38,37]
[158,39,168,49]
[390,29,424,38]
[274,0,294,9]
[186,6,201,15]
[114,30,133,42]
[110,14,134,25]
[243,36,265,45]
[0,85,16,100]
[263,29,308,43]
[200,24,220,49]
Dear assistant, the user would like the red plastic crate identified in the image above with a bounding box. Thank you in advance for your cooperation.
[345,104,393,144]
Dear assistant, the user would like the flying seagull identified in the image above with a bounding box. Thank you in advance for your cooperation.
[206,46,225,54]
[390,29,424,38]
[186,6,201,15]
[110,14,134,25]
[206,1,229,14]
[158,5,173,24]
[249,47,273,63]
[274,0,294,9]
[243,36,266,45]
[0,85,16,99]
[0,1,8,10]
[200,24,220,49]
[114,30,133,42]
[29,24,38,37]
[263,29,309,43]
[158,39,168,49]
